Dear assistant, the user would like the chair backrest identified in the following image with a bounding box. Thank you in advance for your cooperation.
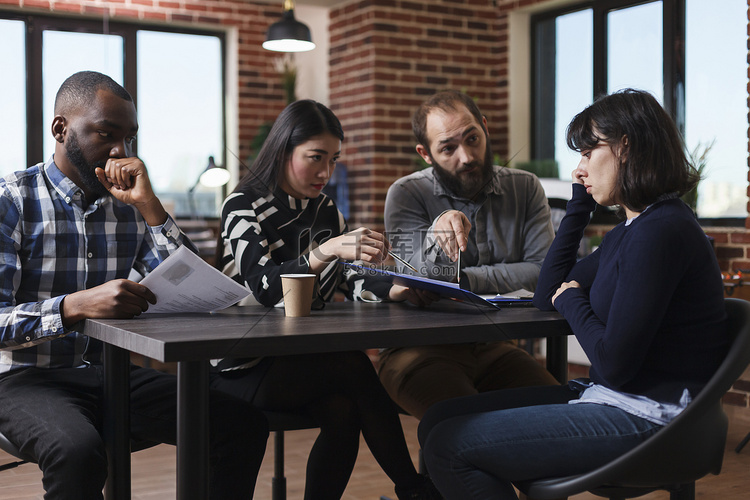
[321,162,349,219]
[547,197,567,233]
[681,298,750,422]
[264,411,318,433]
[605,297,750,486]
[522,297,750,496]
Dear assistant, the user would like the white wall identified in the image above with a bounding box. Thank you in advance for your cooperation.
[294,5,331,105]
[508,10,532,164]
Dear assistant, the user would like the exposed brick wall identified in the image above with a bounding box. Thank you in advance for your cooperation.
[706,227,750,272]
[329,0,505,229]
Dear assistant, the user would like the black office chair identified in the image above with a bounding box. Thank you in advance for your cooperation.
[265,411,319,500]
[736,430,750,453]
[515,297,750,500]
[0,429,30,472]
[547,197,568,234]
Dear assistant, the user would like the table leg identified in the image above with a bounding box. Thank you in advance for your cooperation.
[103,343,131,500]
[545,336,569,383]
[177,360,209,500]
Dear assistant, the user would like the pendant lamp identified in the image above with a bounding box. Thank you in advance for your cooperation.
[263,0,316,53]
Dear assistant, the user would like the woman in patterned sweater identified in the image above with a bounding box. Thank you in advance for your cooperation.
[210,100,439,500]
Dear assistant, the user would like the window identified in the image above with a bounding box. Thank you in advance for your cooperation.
[532,0,747,220]
[0,19,26,178]
[0,14,226,218]
[606,2,663,100]
[42,30,125,160]
[136,31,224,217]
[533,9,593,184]
[684,0,747,217]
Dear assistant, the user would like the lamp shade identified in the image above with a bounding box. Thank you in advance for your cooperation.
[263,8,315,53]
[198,156,230,188]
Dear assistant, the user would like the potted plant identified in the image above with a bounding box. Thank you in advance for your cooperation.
[682,140,714,214]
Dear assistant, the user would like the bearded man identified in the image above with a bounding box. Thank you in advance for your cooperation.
[378,90,559,419]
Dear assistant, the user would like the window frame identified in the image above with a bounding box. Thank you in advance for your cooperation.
[530,0,746,225]
[1,11,227,183]
[531,0,685,154]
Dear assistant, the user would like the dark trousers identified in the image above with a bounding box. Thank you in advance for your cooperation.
[0,364,269,500]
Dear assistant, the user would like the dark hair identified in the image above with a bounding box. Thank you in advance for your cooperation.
[235,99,344,196]
[54,71,132,115]
[412,90,484,153]
[566,88,698,212]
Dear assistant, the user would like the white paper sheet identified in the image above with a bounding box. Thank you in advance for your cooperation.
[140,245,250,314]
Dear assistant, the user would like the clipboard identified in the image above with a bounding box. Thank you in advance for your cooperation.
[340,262,501,309]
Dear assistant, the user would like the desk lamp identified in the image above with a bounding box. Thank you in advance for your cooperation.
[188,156,230,218]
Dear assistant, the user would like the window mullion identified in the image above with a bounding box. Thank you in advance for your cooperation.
[592,3,609,99]
[26,17,44,166]
[531,18,556,162]
[663,0,686,135]
[122,24,138,156]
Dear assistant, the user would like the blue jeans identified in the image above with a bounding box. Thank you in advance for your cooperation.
[419,385,662,500]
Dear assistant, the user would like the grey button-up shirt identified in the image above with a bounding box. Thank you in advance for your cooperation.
[384,165,554,294]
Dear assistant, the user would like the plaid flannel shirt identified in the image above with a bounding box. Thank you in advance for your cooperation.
[0,157,192,374]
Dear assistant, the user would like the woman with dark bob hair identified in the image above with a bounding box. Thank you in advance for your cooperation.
[417,89,729,499]
[210,99,439,500]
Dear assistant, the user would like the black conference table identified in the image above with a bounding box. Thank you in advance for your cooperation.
[84,300,571,500]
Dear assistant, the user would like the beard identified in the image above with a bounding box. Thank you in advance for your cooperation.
[431,142,494,200]
[65,130,109,199]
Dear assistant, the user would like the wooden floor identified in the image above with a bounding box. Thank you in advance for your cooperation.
[1,406,748,499]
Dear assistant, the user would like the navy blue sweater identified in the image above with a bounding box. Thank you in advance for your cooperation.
[534,183,728,404]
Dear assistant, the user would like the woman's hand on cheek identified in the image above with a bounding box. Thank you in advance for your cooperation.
[552,280,581,306]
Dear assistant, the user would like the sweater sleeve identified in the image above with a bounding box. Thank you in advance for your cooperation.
[533,183,597,310]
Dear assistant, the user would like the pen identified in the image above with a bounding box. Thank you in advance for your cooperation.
[457,249,461,285]
[388,250,420,274]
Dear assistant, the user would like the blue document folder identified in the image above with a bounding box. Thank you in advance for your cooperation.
[340,262,503,309]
